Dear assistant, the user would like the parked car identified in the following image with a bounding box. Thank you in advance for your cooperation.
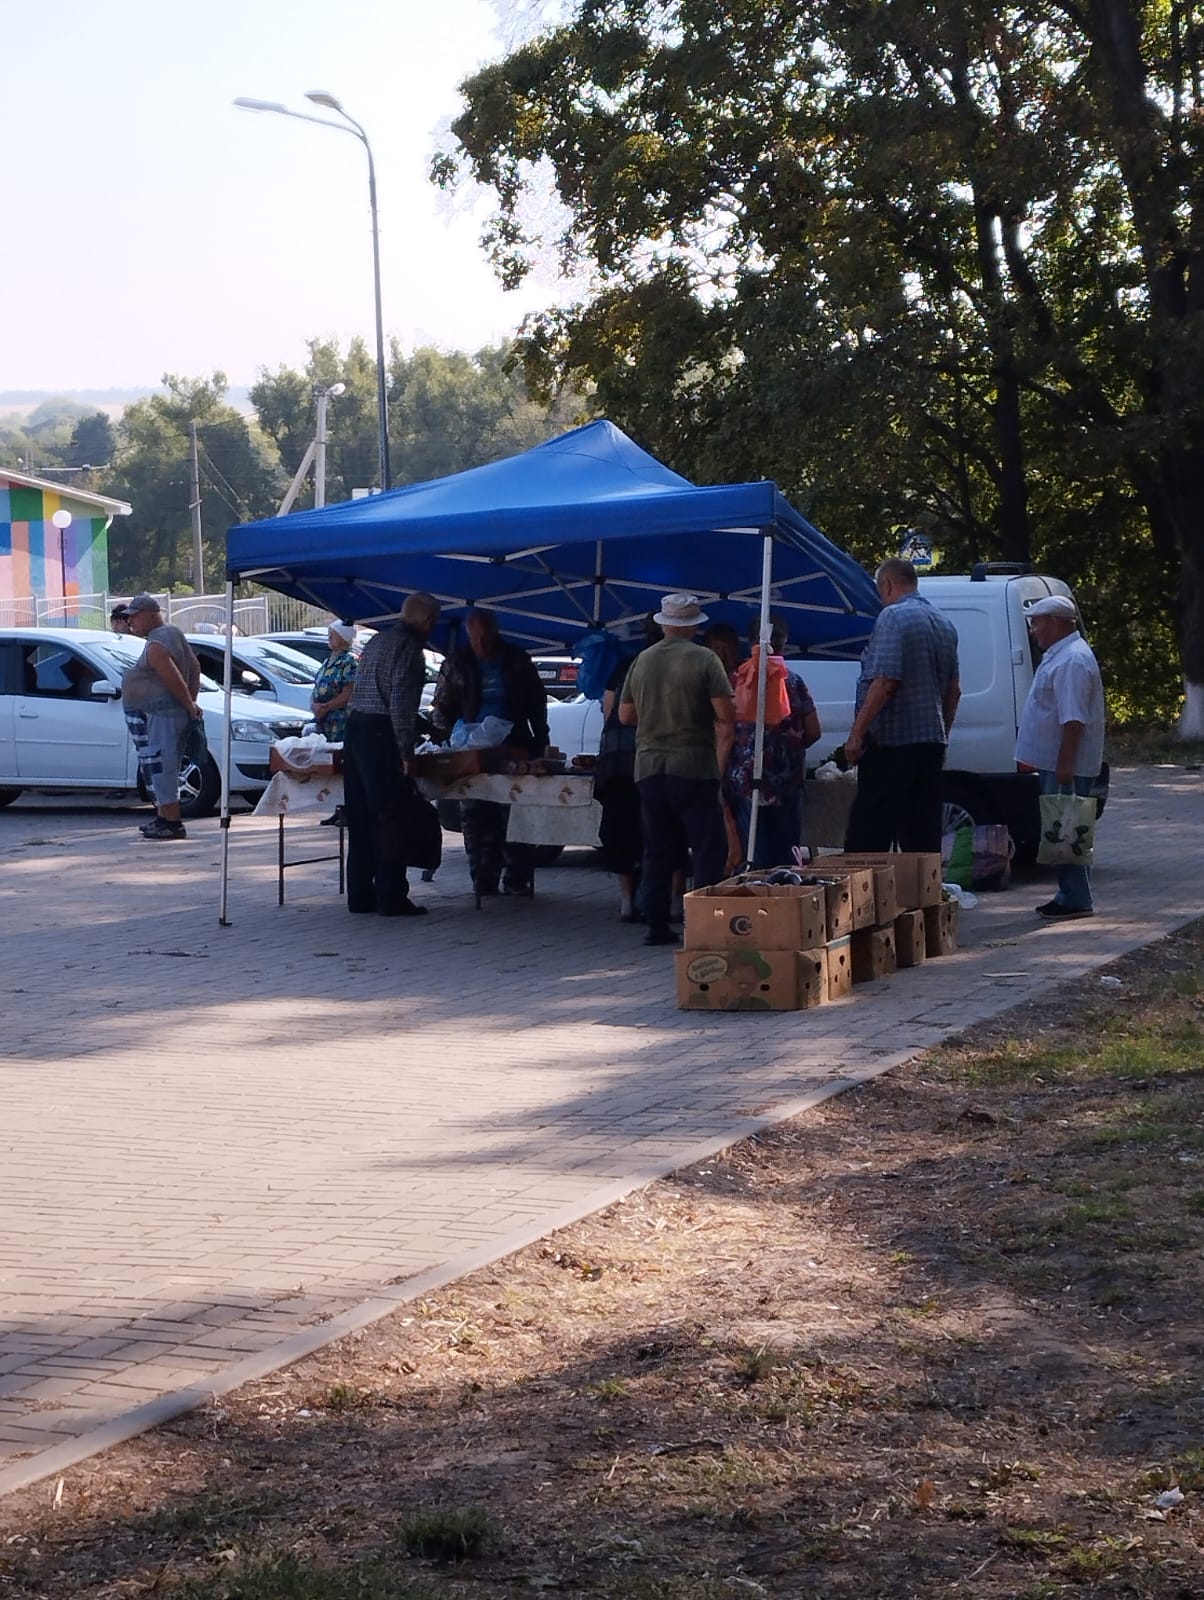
[186,634,318,712]
[531,653,581,700]
[0,628,307,818]
[261,629,440,711]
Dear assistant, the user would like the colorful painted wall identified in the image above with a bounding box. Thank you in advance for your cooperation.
[0,477,112,616]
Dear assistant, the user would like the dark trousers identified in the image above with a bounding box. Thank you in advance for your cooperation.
[638,774,727,929]
[343,712,412,913]
[844,742,947,854]
[460,799,536,891]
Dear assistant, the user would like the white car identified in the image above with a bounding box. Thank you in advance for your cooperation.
[186,634,318,712]
[0,628,308,818]
[546,694,604,760]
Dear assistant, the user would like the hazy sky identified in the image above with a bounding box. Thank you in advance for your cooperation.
[2,0,565,391]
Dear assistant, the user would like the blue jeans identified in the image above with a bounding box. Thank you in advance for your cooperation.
[734,792,803,869]
[1039,770,1094,910]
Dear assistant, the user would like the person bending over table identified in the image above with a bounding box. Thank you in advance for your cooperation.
[431,609,550,898]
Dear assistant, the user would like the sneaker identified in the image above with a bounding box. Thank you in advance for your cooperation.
[376,899,428,918]
[319,807,345,828]
[1036,899,1093,920]
[502,879,533,897]
[140,817,187,841]
[643,925,679,947]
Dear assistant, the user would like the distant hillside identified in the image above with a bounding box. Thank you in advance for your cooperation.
[0,387,252,419]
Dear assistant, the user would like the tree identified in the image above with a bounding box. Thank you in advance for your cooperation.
[67,413,117,470]
[441,0,1204,727]
[102,375,281,593]
[251,338,579,509]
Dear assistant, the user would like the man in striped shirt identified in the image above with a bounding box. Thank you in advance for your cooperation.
[344,591,441,917]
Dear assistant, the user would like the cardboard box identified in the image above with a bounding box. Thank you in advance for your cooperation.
[893,908,927,969]
[684,884,826,951]
[406,749,482,780]
[825,936,854,999]
[796,949,828,1008]
[809,877,854,941]
[851,925,897,983]
[816,852,942,910]
[816,866,878,930]
[923,899,960,957]
[675,948,816,1011]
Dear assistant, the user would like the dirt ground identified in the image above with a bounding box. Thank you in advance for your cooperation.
[1,922,1202,1600]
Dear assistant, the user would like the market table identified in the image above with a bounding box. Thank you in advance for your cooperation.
[415,768,601,905]
[254,748,345,905]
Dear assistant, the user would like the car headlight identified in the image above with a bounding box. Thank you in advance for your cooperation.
[229,719,274,743]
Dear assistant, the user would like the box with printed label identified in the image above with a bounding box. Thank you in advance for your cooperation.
[851,926,898,983]
[923,899,960,956]
[675,948,817,1011]
[816,852,942,910]
[893,909,927,969]
[824,936,854,999]
[684,885,826,951]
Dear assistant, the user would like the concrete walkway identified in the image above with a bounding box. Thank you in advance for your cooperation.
[0,765,1201,1496]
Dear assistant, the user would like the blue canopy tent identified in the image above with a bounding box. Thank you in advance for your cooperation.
[225,420,880,657]
[217,421,880,921]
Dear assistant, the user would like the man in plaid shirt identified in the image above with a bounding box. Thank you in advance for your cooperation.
[844,559,960,853]
[344,591,441,916]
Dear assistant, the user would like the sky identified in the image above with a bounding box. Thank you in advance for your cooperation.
[1,0,567,392]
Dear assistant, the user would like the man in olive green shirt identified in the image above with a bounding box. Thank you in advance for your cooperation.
[620,593,735,945]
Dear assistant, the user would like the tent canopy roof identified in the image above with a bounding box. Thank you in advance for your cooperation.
[226,420,880,657]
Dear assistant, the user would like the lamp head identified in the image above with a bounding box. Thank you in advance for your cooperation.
[329,382,347,396]
[305,90,343,111]
[51,509,73,530]
[234,97,290,113]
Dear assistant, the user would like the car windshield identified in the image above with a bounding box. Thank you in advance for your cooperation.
[242,642,317,683]
[96,636,220,693]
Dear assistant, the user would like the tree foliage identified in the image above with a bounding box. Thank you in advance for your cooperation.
[442,0,1204,723]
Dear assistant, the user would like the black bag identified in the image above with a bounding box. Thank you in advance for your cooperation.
[402,781,443,872]
[180,716,209,769]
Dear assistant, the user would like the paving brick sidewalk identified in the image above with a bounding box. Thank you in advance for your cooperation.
[0,765,1200,1495]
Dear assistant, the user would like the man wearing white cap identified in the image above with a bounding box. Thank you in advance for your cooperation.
[619,593,735,946]
[1016,593,1105,919]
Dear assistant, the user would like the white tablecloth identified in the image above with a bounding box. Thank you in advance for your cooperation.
[253,770,344,817]
[416,770,602,848]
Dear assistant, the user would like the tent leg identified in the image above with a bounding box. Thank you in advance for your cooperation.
[745,533,774,869]
[218,580,236,927]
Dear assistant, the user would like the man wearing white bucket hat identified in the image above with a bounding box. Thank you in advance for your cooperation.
[619,593,735,946]
[1016,593,1105,919]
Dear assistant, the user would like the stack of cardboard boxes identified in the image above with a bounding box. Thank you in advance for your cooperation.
[675,851,957,1011]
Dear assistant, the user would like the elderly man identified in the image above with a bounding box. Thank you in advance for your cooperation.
[620,592,735,947]
[1016,594,1105,919]
[431,608,549,897]
[843,557,961,853]
[343,592,441,917]
[121,593,203,841]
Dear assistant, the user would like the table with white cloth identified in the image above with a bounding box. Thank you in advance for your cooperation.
[254,750,345,905]
[415,768,601,903]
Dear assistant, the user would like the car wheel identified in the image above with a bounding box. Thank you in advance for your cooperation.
[0,787,22,808]
[179,753,222,819]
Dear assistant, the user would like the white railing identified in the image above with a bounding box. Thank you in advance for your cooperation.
[5,589,335,635]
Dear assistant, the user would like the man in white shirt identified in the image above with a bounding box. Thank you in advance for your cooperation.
[1015,595,1105,919]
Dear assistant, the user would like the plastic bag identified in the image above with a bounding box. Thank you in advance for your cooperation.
[733,649,791,725]
[942,823,974,888]
[1038,792,1096,865]
[971,823,1014,889]
[449,716,513,750]
[574,628,626,701]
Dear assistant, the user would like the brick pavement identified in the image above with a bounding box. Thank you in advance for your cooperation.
[0,765,1201,1496]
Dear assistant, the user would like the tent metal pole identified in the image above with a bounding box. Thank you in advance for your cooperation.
[218,580,235,927]
[592,540,603,624]
[745,533,774,868]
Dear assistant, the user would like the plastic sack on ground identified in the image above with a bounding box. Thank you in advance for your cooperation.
[971,823,1014,889]
[449,717,514,750]
[942,823,974,888]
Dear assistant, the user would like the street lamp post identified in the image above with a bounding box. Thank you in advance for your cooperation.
[234,92,391,493]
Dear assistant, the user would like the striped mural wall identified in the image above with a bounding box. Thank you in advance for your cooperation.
[0,480,111,610]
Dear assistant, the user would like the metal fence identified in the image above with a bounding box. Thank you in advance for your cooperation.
[3,590,333,636]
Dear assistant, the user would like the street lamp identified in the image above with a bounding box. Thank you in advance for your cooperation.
[51,508,72,616]
[234,91,391,492]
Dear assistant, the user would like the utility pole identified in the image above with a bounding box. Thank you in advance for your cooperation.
[189,422,204,591]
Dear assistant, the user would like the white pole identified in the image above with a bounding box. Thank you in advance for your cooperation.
[745,533,774,868]
[189,422,204,590]
[315,389,330,510]
[218,579,236,927]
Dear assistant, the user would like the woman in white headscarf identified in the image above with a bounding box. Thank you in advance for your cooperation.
[310,621,358,743]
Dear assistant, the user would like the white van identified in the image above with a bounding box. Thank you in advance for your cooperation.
[545,566,1107,860]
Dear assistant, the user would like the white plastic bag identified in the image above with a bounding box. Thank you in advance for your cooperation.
[449,716,514,750]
